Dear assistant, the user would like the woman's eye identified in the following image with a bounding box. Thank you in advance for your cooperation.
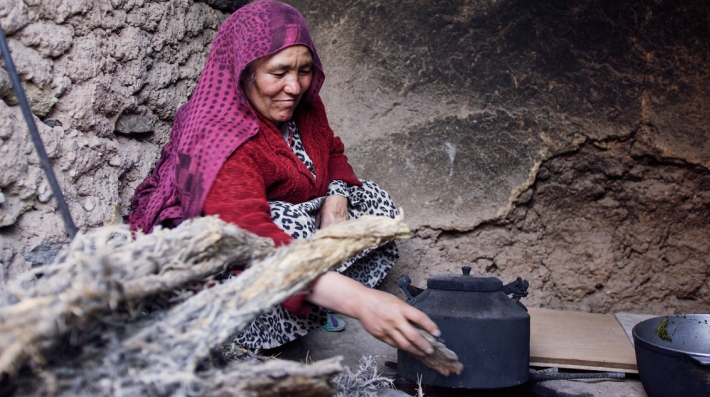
[273,72,286,77]
[299,69,312,75]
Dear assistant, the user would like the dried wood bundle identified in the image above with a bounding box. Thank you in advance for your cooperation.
[204,356,343,397]
[22,348,342,397]
[1,215,411,396]
[414,328,464,377]
[1,216,275,379]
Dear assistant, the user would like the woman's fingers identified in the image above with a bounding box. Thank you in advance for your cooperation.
[371,322,427,357]
[364,294,436,356]
[397,320,434,356]
[378,334,396,349]
[390,327,428,357]
[406,307,441,337]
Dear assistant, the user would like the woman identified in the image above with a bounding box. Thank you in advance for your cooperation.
[128,0,438,357]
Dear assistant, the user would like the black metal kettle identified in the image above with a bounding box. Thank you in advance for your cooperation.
[396,266,531,389]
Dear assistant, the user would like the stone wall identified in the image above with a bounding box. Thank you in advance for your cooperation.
[1,0,708,314]
[0,0,226,278]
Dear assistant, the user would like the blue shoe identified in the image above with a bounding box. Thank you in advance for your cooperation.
[319,313,346,332]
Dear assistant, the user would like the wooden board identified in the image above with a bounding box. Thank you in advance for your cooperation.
[614,312,659,346]
[529,307,638,373]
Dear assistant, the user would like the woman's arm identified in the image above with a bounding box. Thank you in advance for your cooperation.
[307,272,440,357]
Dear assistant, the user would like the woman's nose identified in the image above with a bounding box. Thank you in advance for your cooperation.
[283,74,301,95]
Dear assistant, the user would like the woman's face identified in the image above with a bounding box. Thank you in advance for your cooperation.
[244,45,314,123]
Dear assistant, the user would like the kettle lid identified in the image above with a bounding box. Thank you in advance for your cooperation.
[427,266,503,292]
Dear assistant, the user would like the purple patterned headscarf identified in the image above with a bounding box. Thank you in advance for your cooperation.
[128,0,325,232]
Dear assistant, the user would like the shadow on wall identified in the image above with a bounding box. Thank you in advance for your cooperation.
[288,0,710,312]
[306,0,709,228]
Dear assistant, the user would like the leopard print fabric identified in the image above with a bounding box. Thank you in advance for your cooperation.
[274,120,398,286]
[286,120,347,197]
[232,121,399,349]
[287,119,316,179]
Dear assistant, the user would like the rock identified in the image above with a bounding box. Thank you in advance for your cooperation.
[0,195,32,227]
[109,155,122,167]
[23,243,66,269]
[0,75,58,117]
[354,112,541,230]
[83,197,94,211]
[52,35,102,84]
[37,182,52,203]
[42,119,62,128]
[53,75,71,97]
[33,0,93,24]
[17,21,74,58]
[0,0,31,35]
[20,82,57,117]
[0,67,13,99]
[114,113,154,134]
[0,191,5,204]
[6,39,53,88]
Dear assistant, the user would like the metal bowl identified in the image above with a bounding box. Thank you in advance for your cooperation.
[632,314,710,397]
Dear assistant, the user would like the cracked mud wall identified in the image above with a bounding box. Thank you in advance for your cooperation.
[291,0,710,313]
[1,0,709,314]
[398,139,710,314]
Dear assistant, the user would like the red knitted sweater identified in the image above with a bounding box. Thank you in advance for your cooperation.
[203,99,361,316]
[204,98,361,245]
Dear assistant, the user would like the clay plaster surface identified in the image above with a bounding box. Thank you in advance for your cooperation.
[1,0,709,314]
[0,0,225,279]
[290,0,710,313]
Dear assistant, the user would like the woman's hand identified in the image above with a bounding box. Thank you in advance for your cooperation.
[353,286,440,357]
[315,195,349,229]
[307,272,440,357]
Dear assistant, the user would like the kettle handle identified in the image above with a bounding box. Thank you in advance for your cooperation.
[503,277,530,312]
[397,274,425,302]
[397,275,415,300]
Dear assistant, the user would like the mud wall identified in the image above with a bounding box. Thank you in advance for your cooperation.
[291,0,710,314]
[1,0,709,314]
[0,0,226,279]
